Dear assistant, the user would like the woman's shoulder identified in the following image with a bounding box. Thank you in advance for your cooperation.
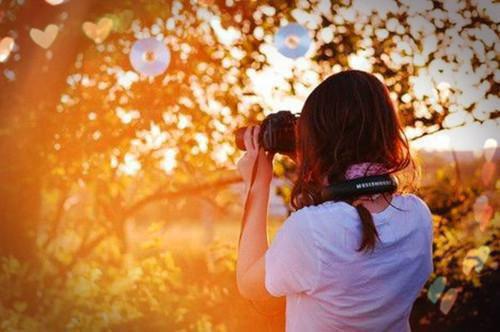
[280,204,335,238]
[402,193,433,217]
[286,200,360,232]
[291,199,353,216]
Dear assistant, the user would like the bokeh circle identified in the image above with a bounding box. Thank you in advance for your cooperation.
[274,23,312,59]
[130,38,170,77]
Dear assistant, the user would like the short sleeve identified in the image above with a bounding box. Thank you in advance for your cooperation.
[411,194,434,276]
[265,211,321,297]
[411,194,434,236]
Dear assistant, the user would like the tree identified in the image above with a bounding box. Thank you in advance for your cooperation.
[0,0,98,260]
[1,0,497,266]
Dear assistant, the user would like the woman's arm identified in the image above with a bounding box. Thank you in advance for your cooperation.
[236,181,272,299]
[235,126,283,306]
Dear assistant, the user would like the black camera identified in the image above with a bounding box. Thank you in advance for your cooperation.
[234,110,298,154]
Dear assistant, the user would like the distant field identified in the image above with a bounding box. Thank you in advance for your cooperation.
[126,217,284,257]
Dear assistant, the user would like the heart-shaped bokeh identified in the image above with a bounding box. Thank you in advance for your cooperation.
[107,10,134,33]
[199,0,216,5]
[473,195,494,231]
[439,288,461,315]
[82,17,113,44]
[462,246,491,276]
[481,161,496,187]
[30,24,59,49]
[427,276,446,304]
[45,0,66,5]
[0,37,15,63]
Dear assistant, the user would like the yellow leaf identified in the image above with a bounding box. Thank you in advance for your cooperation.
[14,301,27,312]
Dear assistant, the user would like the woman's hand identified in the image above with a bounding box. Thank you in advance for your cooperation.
[236,125,275,191]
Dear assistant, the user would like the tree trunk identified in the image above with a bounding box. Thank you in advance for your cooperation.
[0,0,97,260]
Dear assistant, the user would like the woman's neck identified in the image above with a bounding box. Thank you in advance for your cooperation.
[353,193,394,214]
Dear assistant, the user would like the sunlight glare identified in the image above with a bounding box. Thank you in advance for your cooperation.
[210,19,241,46]
[348,52,372,72]
[116,107,140,124]
[483,138,497,161]
[119,153,141,176]
[412,120,499,151]
[160,148,177,174]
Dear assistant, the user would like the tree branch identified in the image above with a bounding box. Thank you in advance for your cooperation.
[122,175,242,220]
[42,185,70,250]
[408,117,496,143]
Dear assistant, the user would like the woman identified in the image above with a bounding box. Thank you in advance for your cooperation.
[235,70,433,331]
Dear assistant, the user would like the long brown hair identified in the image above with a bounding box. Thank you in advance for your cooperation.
[291,70,419,252]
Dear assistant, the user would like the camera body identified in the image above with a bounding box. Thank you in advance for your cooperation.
[234,110,298,154]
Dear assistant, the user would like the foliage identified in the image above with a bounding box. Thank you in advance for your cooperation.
[0,236,275,331]
[411,160,499,330]
[0,158,498,331]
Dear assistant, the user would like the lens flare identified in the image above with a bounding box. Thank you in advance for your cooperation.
[427,276,446,304]
[0,37,14,63]
[274,23,311,59]
[440,288,461,315]
[130,38,170,77]
[463,246,491,276]
[473,195,494,231]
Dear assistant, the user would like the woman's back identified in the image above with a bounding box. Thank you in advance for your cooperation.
[265,193,434,331]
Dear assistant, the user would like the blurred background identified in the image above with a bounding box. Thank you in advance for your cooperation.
[0,0,498,331]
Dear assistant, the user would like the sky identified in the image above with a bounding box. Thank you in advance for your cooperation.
[410,119,499,152]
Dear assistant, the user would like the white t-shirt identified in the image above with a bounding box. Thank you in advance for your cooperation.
[265,193,433,332]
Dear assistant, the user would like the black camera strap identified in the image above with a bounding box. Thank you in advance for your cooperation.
[238,156,260,245]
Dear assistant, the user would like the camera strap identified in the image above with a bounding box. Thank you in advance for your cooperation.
[238,156,285,318]
[238,154,260,246]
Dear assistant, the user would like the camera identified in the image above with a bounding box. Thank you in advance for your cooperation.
[234,110,298,154]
